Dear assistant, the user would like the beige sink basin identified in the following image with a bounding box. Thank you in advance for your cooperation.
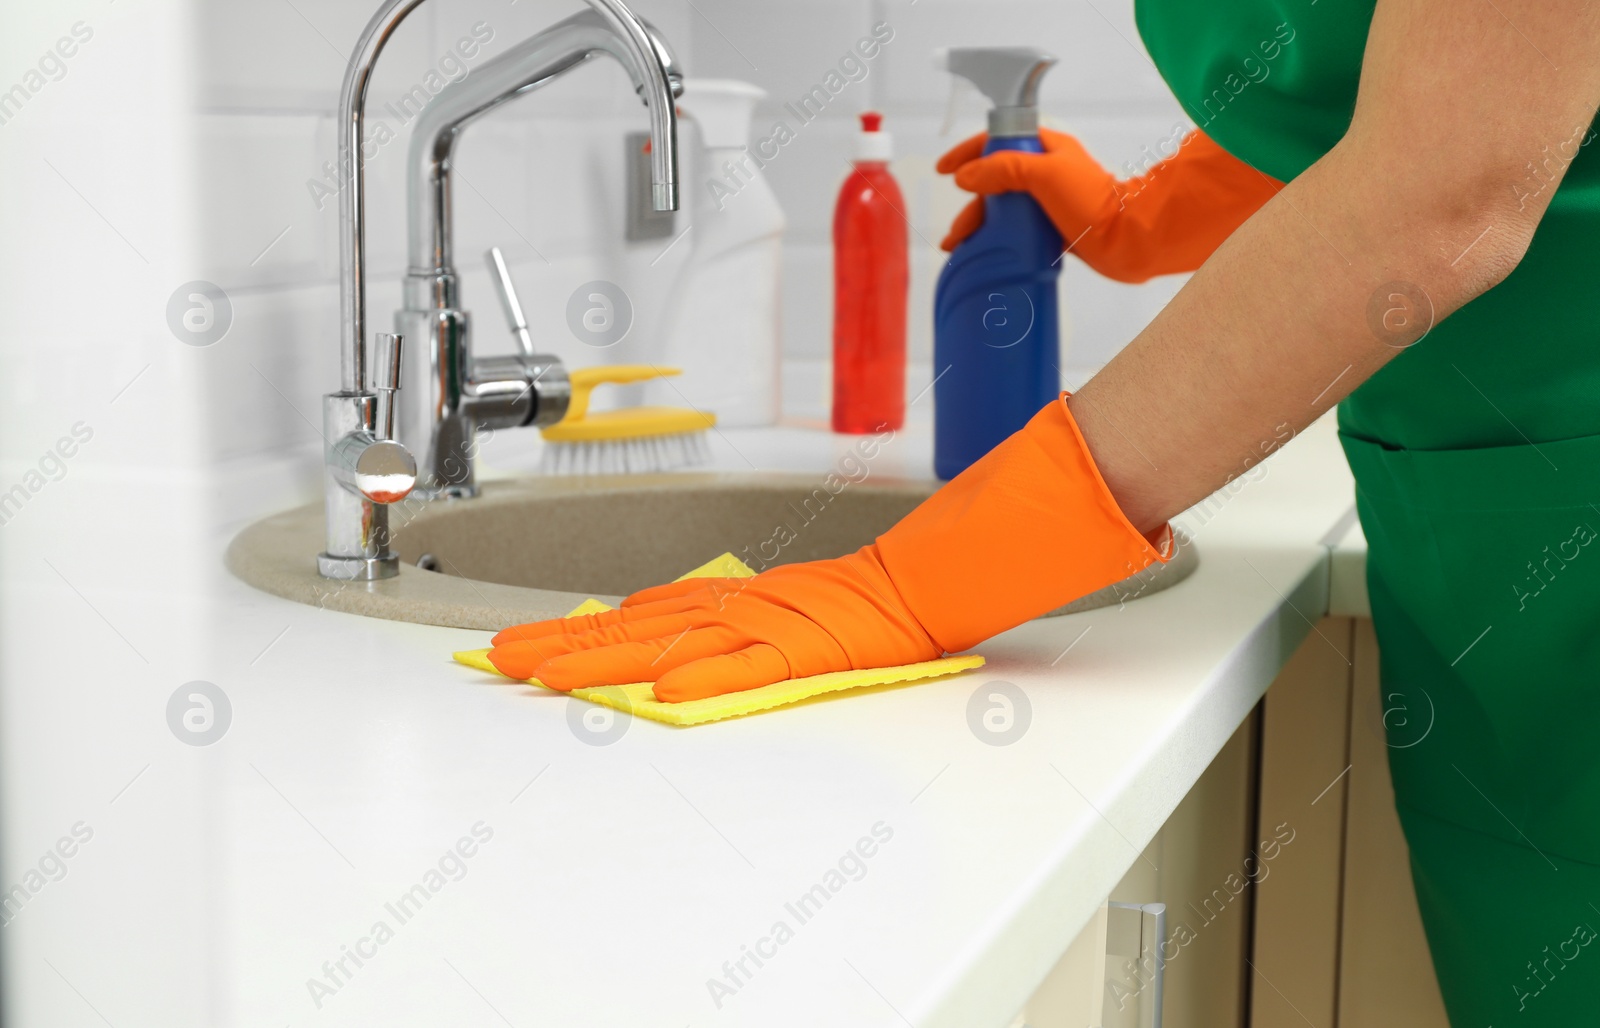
[227,473,1197,631]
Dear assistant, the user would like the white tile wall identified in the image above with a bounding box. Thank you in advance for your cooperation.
[199,0,440,113]
[687,0,877,107]
[180,0,1191,516]
[875,0,1178,115]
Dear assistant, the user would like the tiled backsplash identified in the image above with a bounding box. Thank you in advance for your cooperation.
[18,0,1190,520]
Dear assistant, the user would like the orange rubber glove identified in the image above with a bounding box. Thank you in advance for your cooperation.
[938,128,1281,283]
[487,394,1172,702]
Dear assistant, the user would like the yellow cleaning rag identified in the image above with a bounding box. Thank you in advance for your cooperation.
[452,552,985,726]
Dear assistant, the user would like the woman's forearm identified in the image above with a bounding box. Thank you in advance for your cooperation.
[1069,143,1507,533]
[1070,0,1600,536]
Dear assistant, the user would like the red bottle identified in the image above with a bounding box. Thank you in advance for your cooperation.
[832,111,908,434]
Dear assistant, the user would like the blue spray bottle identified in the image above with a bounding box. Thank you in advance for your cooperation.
[932,47,1062,480]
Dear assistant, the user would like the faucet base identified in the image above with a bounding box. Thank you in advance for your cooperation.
[317,553,401,581]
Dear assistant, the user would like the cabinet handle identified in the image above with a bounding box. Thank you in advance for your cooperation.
[1108,901,1167,1028]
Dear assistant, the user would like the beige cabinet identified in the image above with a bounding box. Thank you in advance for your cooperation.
[1018,619,1450,1028]
[1253,617,1449,1028]
[1020,711,1260,1027]
[1331,619,1450,1026]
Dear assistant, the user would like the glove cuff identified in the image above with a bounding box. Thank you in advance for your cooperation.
[877,394,1171,653]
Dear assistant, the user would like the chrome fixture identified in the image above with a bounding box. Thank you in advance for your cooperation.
[486,246,535,358]
[396,6,683,498]
[319,333,418,579]
[320,0,681,578]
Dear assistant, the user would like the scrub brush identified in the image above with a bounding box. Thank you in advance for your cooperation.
[539,365,717,475]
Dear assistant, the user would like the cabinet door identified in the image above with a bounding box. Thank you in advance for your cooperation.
[1020,713,1260,1027]
[1250,617,1354,1028]
[1017,904,1111,1027]
[1129,711,1257,1027]
[1248,617,1450,1028]
[1335,619,1449,1026]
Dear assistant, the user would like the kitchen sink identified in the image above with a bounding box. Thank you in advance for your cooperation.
[227,473,1197,631]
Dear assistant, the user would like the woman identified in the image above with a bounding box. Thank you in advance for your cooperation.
[491,2,1600,1020]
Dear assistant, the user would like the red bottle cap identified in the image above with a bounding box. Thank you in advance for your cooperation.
[860,111,883,132]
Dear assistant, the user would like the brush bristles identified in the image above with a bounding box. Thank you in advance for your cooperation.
[539,430,713,476]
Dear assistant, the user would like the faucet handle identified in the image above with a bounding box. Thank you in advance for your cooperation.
[338,435,417,506]
[371,332,403,440]
[485,247,536,358]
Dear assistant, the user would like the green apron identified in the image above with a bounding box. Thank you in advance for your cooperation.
[1136,2,1600,1022]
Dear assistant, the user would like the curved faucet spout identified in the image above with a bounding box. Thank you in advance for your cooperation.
[406,9,683,278]
[333,0,680,392]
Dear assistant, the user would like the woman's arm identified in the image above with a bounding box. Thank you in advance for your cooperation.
[1074,0,1600,533]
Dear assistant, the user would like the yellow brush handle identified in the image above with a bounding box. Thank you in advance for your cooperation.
[563,365,680,422]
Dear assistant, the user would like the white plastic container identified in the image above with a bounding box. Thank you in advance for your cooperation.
[648,79,785,426]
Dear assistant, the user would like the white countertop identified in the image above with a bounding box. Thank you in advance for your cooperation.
[0,413,1364,1028]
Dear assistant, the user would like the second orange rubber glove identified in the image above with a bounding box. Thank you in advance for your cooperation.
[488,395,1171,702]
[939,128,1281,283]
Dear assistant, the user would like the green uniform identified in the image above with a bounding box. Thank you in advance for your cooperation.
[1136,1,1600,1022]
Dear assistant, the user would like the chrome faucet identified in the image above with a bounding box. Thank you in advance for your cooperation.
[319,0,680,578]
[397,6,683,499]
